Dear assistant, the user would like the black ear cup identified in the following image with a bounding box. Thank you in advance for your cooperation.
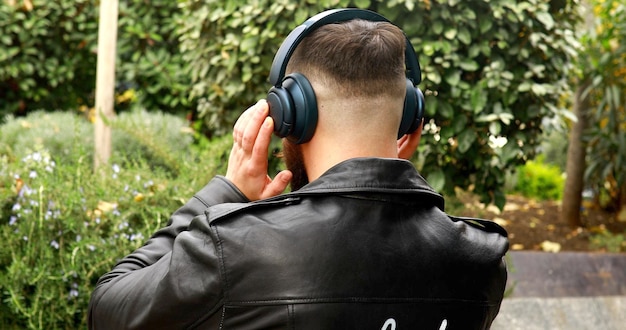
[398,79,425,138]
[267,86,294,138]
[267,73,318,144]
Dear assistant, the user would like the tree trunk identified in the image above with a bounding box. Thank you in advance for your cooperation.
[561,80,590,228]
[94,0,119,170]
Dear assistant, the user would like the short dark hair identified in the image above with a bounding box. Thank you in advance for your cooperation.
[286,19,406,98]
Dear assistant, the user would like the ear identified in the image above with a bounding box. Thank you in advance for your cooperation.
[397,119,423,160]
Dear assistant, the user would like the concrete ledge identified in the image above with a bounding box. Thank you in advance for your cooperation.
[492,296,626,330]
[506,251,626,297]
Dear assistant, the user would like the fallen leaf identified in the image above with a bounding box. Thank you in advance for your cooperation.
[504,203,521,212]
[493,217,509,227]
[618,208,626,222]
[540,240,561,253]
[97,201,117,213]
[485,205,501,215]
[512,244,524,250]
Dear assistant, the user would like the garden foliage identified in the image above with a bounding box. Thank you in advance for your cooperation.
[513,155,564,201]
[0,0,97,116]
[581,0,626,211]
[178,0,581,208]
[1,0,583,208]
[0,111,234,328]
[0,0,191,120]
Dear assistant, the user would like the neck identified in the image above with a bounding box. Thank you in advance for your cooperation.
[300,91,405,182]
[301,131,398,182]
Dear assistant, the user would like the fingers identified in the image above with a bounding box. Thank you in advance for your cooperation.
[233,100,269,153]
[227,99,290,200]
[251,116,273,164]
[260,170,293,200]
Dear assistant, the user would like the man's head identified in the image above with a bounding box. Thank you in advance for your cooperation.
[267,10,424,190]
[281,17,410,190]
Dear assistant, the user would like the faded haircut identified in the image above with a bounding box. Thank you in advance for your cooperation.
[286,19,407,99]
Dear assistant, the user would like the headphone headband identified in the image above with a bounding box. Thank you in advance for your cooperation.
[268,8,422,87]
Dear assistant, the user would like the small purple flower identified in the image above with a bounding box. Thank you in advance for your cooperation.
[50,240,60,249]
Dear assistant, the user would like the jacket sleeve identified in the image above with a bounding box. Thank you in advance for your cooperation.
[88,176,247,330]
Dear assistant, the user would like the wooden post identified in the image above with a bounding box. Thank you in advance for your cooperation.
[94,0,119,170]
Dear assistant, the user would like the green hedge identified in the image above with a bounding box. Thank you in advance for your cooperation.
[0,0,97,116]
[0,0,191,119]
[0,110,238,328]
[513,155,564,201]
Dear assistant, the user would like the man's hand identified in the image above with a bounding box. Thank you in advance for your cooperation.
[226,100,293,201]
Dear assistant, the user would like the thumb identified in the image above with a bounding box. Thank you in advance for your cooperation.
[261,170,293,199]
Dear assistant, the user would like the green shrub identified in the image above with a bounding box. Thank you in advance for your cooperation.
[0,0,191,118]
[513,155,564,200]
[0,110,242,328]
[0,0,98,117]
[0,109,196,174]
[116,0,194,114]
[590,230,626,253]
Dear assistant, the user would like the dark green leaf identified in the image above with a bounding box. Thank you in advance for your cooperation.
[427,169,446,192]
[457,129,476,153]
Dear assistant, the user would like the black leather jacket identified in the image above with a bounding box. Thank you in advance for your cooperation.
[89,158,508,329]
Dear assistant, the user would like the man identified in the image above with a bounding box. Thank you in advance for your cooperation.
[89,9,508,329]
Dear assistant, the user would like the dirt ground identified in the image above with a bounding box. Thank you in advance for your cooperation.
[453,192,626,253]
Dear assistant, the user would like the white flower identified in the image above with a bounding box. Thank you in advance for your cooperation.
[69,289,79,298]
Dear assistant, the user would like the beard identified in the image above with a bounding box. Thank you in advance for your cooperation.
[282,139,309,191]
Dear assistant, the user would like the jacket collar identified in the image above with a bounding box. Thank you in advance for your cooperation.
[208,158,446,223]
[293,157,444,209]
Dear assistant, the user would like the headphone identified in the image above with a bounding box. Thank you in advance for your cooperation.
[267,8,425,144]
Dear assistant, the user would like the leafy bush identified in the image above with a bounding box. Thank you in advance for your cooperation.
[590,229,626,253]
[0,0,191,119]
[0,110,242,328]
[0,110,195,172]
[116,0,194,114]
[582,0,626,212]
[178,0,581,208]
[513,155,564,200]
[0,0,98,117]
